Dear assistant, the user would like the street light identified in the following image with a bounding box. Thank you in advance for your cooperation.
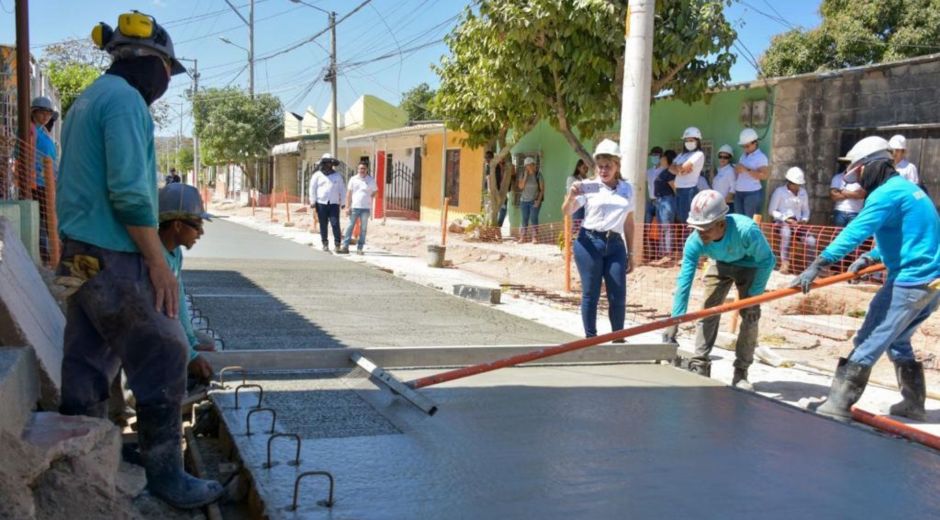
[289,0,330,15]
[219,37,249,54]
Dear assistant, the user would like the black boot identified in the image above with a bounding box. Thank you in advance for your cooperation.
[808,358,871,422]
[136,403,224,509]
[732,368,753,391]
[889,360,927,421]
[688,360,711,378]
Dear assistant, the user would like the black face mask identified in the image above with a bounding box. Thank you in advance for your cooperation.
[859,158,898,197]
[106,56,170,106]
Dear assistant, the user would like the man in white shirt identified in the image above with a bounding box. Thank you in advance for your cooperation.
[712,144,736,212]
[830,162,865,227]
[308,153,346,252]
[769,167,816,274]
[338,161,378,255]
[888,134,920,185]
[733,128,770,218]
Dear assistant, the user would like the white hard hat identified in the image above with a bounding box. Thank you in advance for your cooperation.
[718,144,734,156]
[523,156,538,166]
[785,167,806,185]
[319,152,338,165]
[682,127,702,140]
[839,136,891,168]
[888,134,906,150]
[593,139,621,159]
[31,96,54,111]
[738,128,759,145]
[686,190,729,230]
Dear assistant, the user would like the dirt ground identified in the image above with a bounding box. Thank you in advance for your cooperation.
[210,200,940,390]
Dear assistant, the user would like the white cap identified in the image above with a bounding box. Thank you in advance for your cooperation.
[682,127,702,140]
[718,144,734,156]
[593,139,621,159]
[686,190,729,230]
[738,128,759,145]
[523,157,537,166]
[888,134,907,150]
[319,153,338,165]
[785,167,806,185]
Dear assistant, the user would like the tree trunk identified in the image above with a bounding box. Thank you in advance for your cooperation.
[551,67,595,169]
[484,118,538,227]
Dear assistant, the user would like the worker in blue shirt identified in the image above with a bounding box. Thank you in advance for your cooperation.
[663,190,776,390]
[55,12,223,509]
[30,96,58,262]
[793,136,940,422]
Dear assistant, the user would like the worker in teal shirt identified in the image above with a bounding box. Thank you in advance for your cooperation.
[794,136,940,422]
[55,11,223,510]
[664,190,775,389]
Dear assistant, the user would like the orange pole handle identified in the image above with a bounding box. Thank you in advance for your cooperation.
[564,213,572,293]
[409,264,887,389]
[42,156,59,267]
[851,406,940,451]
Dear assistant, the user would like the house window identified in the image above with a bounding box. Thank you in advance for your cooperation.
[445,149,460,206]
[386,153,393,184]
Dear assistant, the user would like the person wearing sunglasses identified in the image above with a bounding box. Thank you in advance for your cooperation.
[793,136,940,423]
[712,144,736,214]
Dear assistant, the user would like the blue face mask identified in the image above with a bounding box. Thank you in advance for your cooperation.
[650,155,660,166]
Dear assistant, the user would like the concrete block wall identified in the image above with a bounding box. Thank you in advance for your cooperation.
[770,58,940,223]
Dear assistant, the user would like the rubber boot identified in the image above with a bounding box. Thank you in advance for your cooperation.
[889,360,927,421]
[688,360,711,378]
[732,368,753,391]
[808,357,871,422]
[60,399,108,419]
[137,403,224,509]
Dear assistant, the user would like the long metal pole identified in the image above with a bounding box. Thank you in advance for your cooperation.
[248,0,255,97]
[14,0,31,198]
[192,59,200,186]
[619,0,655,263]
[408,264,887,389]
[329,11,338,157]
[177,100,183,174]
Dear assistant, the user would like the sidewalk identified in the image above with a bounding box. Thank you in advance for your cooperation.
[210,204,940,439]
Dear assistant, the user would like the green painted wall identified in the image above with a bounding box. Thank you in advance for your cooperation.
[505,85,775,225]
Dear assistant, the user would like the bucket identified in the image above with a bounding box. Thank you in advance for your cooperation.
[427,244,446,268]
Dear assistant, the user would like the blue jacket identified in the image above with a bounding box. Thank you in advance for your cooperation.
[33,125,57,187]
[672,214,776,316]
[821,176,940,286]
[57,74,158,252]
[164,246,199,361]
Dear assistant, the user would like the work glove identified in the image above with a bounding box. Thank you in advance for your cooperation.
[790,257,832,294]
[848,254,875,275]
[662,324,679,344]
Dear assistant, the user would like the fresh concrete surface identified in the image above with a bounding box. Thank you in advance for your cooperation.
[0,347,38,437]
[215,364,940,519]
[184,219,575,349]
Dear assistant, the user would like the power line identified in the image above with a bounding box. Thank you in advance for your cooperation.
[255,0,373,63]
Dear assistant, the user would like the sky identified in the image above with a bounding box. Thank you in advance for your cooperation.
[0,0,823,137]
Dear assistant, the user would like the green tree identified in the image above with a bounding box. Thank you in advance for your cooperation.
[433,0,736,225]
[45,62,100,117]
[192,87,283,190]
[400,82,438,122]
[759,0,940,77]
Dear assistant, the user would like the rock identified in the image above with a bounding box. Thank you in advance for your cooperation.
[0,347,39,438]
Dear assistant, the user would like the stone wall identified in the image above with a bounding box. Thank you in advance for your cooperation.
[770,57,940,223]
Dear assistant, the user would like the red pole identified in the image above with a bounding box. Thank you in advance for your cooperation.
[42,156,59,267]
[283,189,290,223]
[441,197,450,246]
[564,214,572,292]
[409,264,887,389]
[851,406,940,451]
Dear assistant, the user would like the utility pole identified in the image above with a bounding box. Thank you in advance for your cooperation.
[223,0,254,97]
[619,0,655,261]
[177,99,183,176]
[191,59,200,186]
[14,0,31,198]
[329,10,338,157]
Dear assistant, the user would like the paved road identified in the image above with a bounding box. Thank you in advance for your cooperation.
[183,219,574,349]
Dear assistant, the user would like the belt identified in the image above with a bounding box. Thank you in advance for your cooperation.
[583,228,621,240]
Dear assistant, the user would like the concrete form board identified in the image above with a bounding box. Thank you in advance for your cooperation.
[0,202,39,263]
[0,347,38,437]
[0,218,63,408]
[215,364,940,519]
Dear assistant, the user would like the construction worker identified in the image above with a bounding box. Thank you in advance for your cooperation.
[663,190,776,389]
[888,135,919,185]
[793,136,940,422]
[308,153,346,252]
[769,167,816,274]
[56,12,223,509]
[158,183,215,379]
[30,96,58,262]
[733,128,769,218]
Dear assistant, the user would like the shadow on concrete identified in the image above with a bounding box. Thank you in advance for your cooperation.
[182,269,347,350]
[752,380,832,401]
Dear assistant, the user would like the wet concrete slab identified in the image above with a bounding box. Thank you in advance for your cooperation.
[214,364,940,519]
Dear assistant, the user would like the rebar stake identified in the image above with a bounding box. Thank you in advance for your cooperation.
[218,366,245,389]
[265,433,302,468]
[246,407,276,436]
[291,471,335,510]
[234,383,263,409]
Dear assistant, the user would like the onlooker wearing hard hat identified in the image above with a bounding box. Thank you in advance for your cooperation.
[652,150,678,263]
[644,146,663,225]
[769,167,817,274]
[888,134,919,185]
[30,96,58,262]
[663,190,776,389]
[829,158,865,227]
[793,136,940,422]
[56,11,223,509]
[562,139,635,340]
[308,153,346,252]
[517,156,545,242]
[668,127,705,224]
[712,144,736,213]
[733,128,769,218]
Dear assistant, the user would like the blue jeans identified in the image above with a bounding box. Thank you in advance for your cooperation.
[832,210,858,227]
[734,189,764,218]
[848,282,940,366]
[645,201,656,224]
[342,208,370,250]
[520,200,541,238]
[574,229,627,337]
[497,201,508,227]
[655,196,677,257]
[675,187,698,224]
[315,202,342,246]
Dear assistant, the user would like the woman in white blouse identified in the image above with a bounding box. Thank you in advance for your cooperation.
[669,126,706,224]
[769,167,817,274]
[562,139,635,340]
